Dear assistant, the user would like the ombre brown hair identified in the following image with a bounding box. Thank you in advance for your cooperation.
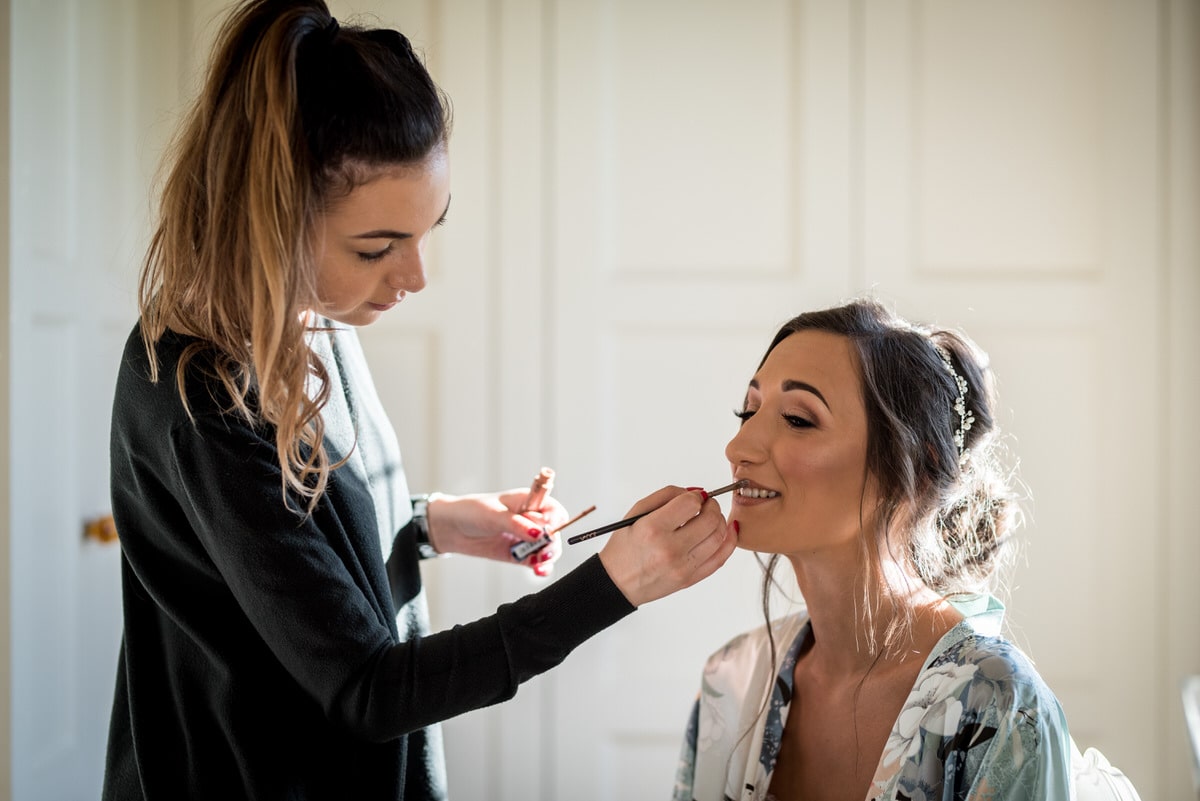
[138,0,451,512]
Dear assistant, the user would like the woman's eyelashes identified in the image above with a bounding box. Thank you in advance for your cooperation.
[357,243,394,262]
[357,216,446,262]
[733,407,814,430]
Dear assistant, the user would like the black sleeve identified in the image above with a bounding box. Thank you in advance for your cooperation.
[162,411,635,742]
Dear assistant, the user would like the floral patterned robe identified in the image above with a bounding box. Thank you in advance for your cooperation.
[673,595,1074,801]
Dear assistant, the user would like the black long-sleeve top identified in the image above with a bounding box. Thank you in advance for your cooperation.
[103,321,635,800]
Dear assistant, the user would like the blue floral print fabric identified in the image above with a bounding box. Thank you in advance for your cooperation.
[673,595,1074,801]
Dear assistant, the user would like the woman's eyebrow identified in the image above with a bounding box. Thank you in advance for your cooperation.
[781,378,830,411]
[352,229,411,240]
[747,378,831,412]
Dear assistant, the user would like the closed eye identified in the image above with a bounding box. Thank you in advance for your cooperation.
[735,408,813,430]
[357,243,394,262]
[783,414,814,429]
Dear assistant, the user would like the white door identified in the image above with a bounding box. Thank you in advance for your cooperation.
[546,3,855,798]
[857,0,1164,789]
[538,1,1180,799]
[351,1,1193,799]
[9,0,178,797]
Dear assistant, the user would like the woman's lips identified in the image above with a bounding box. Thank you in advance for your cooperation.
[732,484,781,505]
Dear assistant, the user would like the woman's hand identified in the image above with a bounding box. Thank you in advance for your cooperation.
[597,486,738,607]
[424,489,569,576]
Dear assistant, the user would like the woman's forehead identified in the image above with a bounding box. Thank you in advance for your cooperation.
[756,331,859,388]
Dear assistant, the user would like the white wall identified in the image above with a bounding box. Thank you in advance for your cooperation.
[1167,0,1200,792]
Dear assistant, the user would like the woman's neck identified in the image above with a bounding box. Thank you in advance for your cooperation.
[785,548,961,678]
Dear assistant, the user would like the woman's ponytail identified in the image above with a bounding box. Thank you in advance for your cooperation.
[142,0,451,511]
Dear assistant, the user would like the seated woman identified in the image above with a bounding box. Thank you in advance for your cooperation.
[673,298,1075,801]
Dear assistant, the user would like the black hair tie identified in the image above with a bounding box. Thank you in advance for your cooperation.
[321,16,339,43]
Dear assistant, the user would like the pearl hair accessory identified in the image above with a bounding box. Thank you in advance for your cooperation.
[935,344,975,465]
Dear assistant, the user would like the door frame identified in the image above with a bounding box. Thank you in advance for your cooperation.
[2,0,14,794]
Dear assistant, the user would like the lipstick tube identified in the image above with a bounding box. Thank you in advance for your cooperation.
[511,467,555,561]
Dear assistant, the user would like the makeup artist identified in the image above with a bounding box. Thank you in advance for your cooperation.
[101,2,738,799]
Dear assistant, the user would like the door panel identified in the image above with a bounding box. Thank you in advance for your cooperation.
[860,0,1163,789]
[547,2,851,798]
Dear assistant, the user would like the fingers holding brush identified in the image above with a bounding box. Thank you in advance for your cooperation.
[510,503,597,577]
[597,486,737,608]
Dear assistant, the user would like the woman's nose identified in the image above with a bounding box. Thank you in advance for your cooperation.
[387,251,427,293]
[725,419,763,466]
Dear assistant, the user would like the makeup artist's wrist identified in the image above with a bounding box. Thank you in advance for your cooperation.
[425,493,453,553]
[413,492,450,556]
[596,547,649,608]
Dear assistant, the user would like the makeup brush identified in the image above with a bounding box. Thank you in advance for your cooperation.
[565,479,747,545]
